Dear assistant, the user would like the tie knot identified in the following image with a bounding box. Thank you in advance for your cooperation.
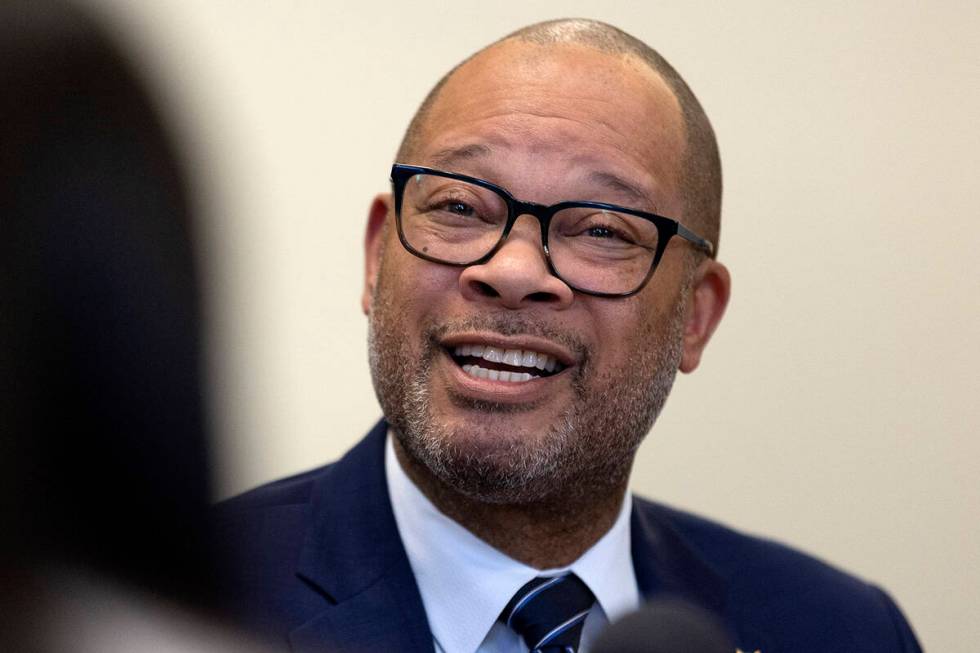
[499,573,596,653]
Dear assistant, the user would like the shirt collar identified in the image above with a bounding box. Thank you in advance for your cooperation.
[385,431,639,653]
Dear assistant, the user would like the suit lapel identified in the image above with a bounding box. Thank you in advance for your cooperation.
[630,501,774,650]
[289,420,433,652]
[630,500,727,614]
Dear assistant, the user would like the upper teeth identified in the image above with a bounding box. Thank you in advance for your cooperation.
[453,344,561,373]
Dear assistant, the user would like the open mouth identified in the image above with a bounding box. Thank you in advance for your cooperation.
[449,344,566,383]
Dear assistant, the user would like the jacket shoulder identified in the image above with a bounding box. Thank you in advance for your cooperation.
[216,463,333,514]
[212,463,338,637]
[633,497,921,652]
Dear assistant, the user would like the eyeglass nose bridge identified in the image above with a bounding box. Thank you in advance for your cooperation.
[477,198,558,268]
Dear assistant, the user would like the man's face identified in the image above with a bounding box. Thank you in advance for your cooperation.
[366,41,699,504]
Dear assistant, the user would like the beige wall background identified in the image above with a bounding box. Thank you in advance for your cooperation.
[87,1,977,650]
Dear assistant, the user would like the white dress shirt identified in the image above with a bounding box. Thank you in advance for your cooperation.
[385,433,640,653]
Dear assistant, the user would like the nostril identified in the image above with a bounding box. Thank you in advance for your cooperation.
[527,291,559,303]
[468,280,499,298]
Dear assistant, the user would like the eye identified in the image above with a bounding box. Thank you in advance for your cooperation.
[423,190,501,225]
[443,200,477,217]
[585,225,624,240]
[406,177,507,226]
[570,217,637,245]
[552,207,659,253]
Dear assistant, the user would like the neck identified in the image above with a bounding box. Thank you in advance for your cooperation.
[392,437,627,569]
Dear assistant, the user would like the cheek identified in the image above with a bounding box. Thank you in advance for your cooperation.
[590,297,674,367]
[375,249,461,331]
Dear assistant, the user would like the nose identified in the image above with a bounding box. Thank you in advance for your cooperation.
[458,215,574,310]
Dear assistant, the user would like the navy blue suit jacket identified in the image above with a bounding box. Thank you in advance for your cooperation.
[215,420,922,652]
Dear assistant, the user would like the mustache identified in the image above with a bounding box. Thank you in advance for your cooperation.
[424,313,591,362]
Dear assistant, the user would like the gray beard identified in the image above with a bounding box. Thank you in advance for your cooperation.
[368,282,687,506]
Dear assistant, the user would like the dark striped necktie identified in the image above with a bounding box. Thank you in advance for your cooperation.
[499,573,596,653]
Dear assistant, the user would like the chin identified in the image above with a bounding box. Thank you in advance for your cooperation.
[396,412,580,505]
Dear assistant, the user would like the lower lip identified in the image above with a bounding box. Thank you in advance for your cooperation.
[440,350,566,403]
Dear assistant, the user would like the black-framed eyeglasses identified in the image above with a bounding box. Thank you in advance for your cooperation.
[390,164,714,298]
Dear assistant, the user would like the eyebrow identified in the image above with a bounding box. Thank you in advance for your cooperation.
[428,144,494,169]
[586,171,661,214]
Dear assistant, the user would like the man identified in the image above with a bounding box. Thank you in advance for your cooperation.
[216,19,921,653]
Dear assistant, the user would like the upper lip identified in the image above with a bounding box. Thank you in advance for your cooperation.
[440,332,578,368]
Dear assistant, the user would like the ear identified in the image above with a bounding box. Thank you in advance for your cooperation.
[362,193,393,315]
[679,259,731,373]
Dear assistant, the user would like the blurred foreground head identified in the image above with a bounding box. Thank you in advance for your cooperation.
[0,0,215,627]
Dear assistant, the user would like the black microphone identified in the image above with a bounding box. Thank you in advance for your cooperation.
[592,598,734,653]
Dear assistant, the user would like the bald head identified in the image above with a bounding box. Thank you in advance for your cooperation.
[395,18,722,252]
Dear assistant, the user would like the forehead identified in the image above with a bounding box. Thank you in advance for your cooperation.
[415,40,686,210]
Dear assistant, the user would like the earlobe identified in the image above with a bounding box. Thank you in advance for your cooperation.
[679,260,731,373]
[362,194,392,315]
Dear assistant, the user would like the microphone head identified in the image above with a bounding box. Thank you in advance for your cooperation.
[592,598,733,653]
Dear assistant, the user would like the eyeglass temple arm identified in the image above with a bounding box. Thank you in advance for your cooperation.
[677,223,715,258]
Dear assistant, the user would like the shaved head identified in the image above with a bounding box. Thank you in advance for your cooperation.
[395,18,722,252]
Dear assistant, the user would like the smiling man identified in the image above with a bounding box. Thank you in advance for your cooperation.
[216,19,921,653]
